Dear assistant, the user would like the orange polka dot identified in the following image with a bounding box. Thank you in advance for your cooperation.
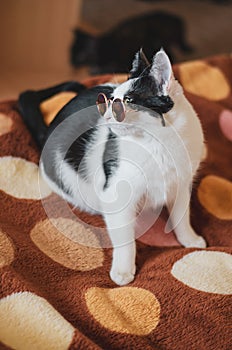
[0,230,14,268]
[198,175,232,220]
[219,110,232,141]
[0,113,12,136]
[0,292,75,350]
[179,61,230,100]
[85,287,160,335]
[40,92,77,125]
[30,218,104,271]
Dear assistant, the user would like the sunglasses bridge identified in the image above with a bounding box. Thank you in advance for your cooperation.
[96,93,126,122]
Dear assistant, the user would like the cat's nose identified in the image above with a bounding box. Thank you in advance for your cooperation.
[104,107,113,121]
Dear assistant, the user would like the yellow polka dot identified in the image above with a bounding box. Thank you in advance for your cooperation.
[0,230,14,268]
[198,175,232,220]
[0,292,75,350]
[0,156,52,199]
[85,287,160,335]
[30,218,104,271]
[179,61,230,100]
[171,251,232,294]
[0,113,12,136]
[40,92,77,125]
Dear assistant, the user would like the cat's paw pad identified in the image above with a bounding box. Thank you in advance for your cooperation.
[110,269,135,286]
[183,235,207,249]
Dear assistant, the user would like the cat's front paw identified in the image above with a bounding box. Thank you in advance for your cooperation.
[182,235,207,249]
[110,267,135,286]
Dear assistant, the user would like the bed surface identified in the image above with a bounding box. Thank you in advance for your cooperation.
[0,54,232,350]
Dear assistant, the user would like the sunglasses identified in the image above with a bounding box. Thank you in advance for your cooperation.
[96,93,125,122]
[96,92,166,127]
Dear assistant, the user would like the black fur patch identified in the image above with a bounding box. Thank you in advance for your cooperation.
[103,130,119,189]
[64,127,97,180]
[127,76,174,115]
[42,84,116,189]
[130,49,150,79]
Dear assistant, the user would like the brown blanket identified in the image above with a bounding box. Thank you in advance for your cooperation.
[0,55,232,350]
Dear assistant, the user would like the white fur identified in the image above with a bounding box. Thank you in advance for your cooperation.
[41,50,206,286]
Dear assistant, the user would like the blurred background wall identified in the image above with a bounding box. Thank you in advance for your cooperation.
[81,0,232,63]
[0,0,231,100]
[0,0,82,99]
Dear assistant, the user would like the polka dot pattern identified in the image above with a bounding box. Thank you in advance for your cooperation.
[201,143,208,161]
[40,92,77,125]
[0,230,14,268]
[85,287,160,335]
[137,211,180,246]
[171,251,232,294]
[30,218,104,271]
[0,156,52,199]
[179,61,230,100]
[0,55,232,349]
[0,113,12,136]
[219,110,232,141]
[198,175,232,220]
[0,292,75,350]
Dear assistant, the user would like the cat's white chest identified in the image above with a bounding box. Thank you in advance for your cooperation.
[119,122,198,208]
[142,135,180,205]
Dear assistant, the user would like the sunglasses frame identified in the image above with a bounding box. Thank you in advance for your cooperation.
[96,92,166,126]
[96,93,126,122]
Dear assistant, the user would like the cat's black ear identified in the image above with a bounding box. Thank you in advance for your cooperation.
[129,49,150,79]
[150,49,173,94]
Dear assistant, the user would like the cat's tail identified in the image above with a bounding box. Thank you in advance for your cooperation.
[18,81,86,149]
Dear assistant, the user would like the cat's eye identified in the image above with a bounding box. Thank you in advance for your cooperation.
[96,93,108,116]
[124,96,133,104]
[112,98,125,122]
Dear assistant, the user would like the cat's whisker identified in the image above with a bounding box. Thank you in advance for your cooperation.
[138,63,152,78]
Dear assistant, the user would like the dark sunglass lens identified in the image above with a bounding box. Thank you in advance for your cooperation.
[96,93,107,116]
[112,99,125,122]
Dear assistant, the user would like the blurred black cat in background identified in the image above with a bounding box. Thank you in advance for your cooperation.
[70,11,193,74]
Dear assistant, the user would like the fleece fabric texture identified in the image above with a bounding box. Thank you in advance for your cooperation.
[0,55,232,350]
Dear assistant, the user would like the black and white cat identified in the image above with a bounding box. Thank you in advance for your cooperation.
[19,49,206,286]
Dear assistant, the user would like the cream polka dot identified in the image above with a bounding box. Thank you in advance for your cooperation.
[40,92,77,125]
[0,156,52,199]
[0,113,12,136]
[0,292,75,350]
[0,230,14,268]
[179,61,230,100]
[198,175,232,220]
[219,109,232,141]
[30,218,104,271]
[171,251,232,294]
[85,287,160,335]
[201,143,208,161]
